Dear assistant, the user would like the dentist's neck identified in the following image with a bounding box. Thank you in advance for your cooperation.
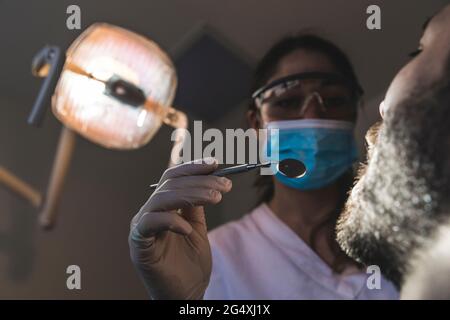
[269,179,340,229]
[268,179,346,268]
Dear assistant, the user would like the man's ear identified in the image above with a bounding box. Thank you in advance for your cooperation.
[247,108,262,129]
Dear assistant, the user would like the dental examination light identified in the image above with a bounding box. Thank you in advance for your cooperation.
[0,23,187,229]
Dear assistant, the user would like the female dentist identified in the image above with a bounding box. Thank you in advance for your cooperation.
[128,34,399,300]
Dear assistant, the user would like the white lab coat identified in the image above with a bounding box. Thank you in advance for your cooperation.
[204,203,399,299]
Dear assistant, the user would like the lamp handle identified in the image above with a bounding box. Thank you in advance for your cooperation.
[143,99,189,167]
[39,126,77,229]
[28,45,64,127]
[163,108,188,167]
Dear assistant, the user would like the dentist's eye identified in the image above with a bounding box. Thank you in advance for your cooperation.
[274,97,300,109]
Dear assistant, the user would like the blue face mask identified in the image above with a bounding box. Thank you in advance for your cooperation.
[264,119,358,190]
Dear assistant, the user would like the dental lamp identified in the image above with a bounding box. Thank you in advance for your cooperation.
[0,23,187,229]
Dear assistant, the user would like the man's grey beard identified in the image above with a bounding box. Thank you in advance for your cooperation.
[336,88,450,288]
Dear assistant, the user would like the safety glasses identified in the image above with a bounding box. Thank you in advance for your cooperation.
[252,72,362,120]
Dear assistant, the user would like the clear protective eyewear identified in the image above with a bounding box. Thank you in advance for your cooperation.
[252,72,362,120]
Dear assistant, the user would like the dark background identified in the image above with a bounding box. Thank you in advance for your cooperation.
[0,0,446,299]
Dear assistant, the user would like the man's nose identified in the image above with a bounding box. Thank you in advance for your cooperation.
[299,92,326,119]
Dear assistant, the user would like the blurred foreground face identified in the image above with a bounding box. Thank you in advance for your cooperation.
[336,4,450,288]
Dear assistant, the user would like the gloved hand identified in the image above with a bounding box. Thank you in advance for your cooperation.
[129,158,232,299]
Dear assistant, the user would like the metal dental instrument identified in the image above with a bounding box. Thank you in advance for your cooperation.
[149,158,306,189]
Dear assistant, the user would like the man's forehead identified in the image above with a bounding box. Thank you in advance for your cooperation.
[422,4,450,72]
[425,4,450,34]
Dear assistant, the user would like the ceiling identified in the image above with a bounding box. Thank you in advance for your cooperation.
[0,0,446,121]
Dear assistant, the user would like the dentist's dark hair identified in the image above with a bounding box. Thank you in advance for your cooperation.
[250,33,363,108]
[248,33,363,273]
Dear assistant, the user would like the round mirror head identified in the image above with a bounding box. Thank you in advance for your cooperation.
[277,158,306,178]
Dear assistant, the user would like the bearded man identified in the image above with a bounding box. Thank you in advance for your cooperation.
[336,4,450,299]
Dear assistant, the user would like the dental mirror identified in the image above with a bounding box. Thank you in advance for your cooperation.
[149,158,306,189]
[277,158,307,178]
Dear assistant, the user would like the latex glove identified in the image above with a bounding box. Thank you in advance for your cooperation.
[129,158,232,299]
